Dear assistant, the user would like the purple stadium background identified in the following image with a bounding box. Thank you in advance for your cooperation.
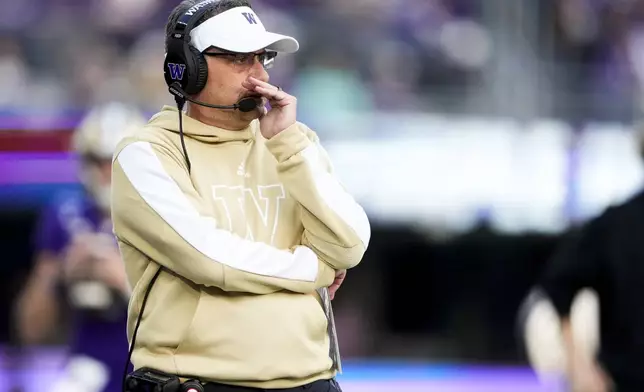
[0,347,566,392]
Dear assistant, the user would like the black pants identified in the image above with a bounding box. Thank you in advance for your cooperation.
[203,378,342,392]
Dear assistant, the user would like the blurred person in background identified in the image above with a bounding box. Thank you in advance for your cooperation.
[519,125,644,392]
[126,29,176,112]
[518,287,599,389]
[14,102,147,392]
[112,1,369,392]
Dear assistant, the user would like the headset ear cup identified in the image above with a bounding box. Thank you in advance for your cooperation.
[164,53,188,91]
[186,46,208,95]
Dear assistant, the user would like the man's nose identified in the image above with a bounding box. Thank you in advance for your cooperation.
[249,59,269,83]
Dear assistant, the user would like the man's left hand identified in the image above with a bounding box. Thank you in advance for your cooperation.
[329,270,346,301]
[243,76,296,139]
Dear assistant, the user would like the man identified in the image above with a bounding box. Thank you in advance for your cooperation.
[111,1,370,392]
[519,181,644,392]
[15,102,146,392]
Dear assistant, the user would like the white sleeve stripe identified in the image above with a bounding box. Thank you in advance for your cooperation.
[301,144,371,248]
[116,141,318,282]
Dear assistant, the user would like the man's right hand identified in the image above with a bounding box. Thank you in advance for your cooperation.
[244,76,297,139]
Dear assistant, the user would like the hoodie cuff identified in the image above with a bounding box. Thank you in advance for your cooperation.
[265,123,312,163]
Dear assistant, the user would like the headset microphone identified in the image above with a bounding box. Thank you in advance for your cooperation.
[236,97,261,113]
[169,82,259,113]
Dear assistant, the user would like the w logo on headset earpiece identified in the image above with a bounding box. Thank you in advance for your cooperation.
[167,63,186,81]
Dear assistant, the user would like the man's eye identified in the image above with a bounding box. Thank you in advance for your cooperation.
[233,55,250,64]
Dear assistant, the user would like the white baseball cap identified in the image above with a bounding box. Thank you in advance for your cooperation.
[190,6,299,54]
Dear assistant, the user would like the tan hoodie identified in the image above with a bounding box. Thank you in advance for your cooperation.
[110,106,371,388]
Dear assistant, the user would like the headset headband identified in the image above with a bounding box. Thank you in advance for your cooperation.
[171,0,223,45]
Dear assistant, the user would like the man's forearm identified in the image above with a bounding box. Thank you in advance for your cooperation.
[265,124,371,269]
[114,141,335,294]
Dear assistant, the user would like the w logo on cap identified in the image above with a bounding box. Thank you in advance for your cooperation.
[167,63,186,81]
[242,12,258,25]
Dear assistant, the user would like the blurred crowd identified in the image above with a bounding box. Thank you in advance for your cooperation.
[550,0,644,121]
[1,0,644,128]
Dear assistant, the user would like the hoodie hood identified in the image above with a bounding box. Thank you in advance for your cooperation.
[147,106,257,144]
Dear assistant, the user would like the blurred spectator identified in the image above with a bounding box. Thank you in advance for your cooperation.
[522,125,644,391]
[291,45,375,138]
[0,39,29,109]
[13,103,147,392]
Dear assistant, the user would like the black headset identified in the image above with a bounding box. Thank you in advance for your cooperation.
[161,0,259,174]
[161,0,223,174]
[163,0,224,96]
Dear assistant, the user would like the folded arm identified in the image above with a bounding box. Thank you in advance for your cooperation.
[111,140,334,294]
[265,123,371,270]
